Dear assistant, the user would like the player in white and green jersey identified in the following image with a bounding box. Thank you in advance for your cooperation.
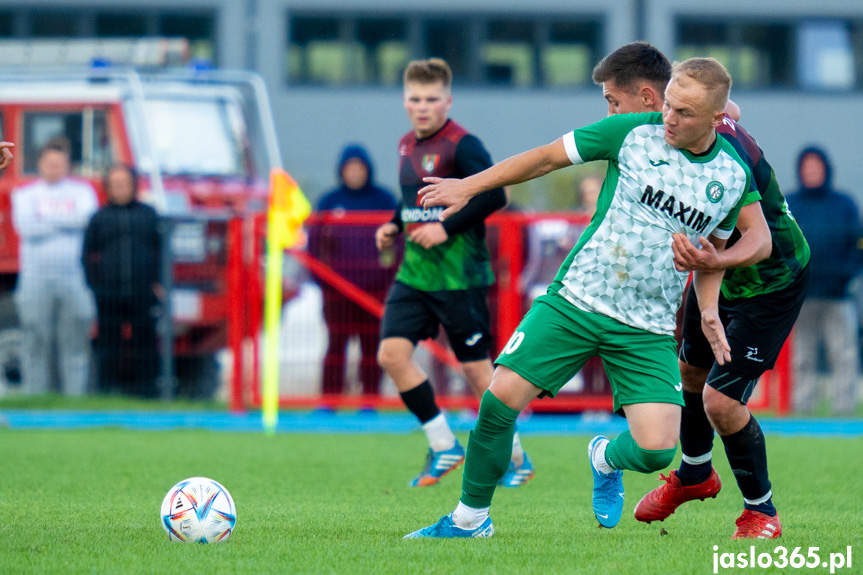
[404,58,773,539]
[589,42,809,540]
[552,115,754,338]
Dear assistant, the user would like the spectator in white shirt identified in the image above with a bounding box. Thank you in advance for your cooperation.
[11,137,99,395]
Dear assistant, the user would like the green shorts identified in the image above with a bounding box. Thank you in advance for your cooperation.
[495,293,683,412]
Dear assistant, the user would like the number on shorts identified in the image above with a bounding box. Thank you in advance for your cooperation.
[502,331,525,354]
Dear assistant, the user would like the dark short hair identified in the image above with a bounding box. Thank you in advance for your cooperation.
[592,42,671,95]
[103,163,139,196]
[39,136,71,158]
[403,58,452,90]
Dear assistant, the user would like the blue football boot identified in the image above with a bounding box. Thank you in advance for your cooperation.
[409,441,465,487]
[588,435,624,528]
[499,453,535,487]
[404,513,494,539]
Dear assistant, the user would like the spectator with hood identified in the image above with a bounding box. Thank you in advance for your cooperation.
[786,146,862,415]
[309,144,398,401]
[317,145,396,211]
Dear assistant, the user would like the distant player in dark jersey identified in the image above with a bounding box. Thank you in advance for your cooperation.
[375,59,533,489]
[591,42,810,539]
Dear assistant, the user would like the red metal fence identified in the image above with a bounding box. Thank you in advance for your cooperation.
[226,211,793,415]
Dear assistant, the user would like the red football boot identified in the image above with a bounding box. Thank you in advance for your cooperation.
[634,468,722,523]
[731,510,782,539]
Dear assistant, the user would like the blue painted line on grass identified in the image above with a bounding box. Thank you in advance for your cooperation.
[758,418,863,437]
[1,410,862,437]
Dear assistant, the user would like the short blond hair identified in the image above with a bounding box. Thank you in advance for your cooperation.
[671,58,732,112]
[403,58,452,90]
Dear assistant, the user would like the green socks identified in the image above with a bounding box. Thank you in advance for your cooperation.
[460,390,520,508]
[458,393,678,510]
[605,429,677,474]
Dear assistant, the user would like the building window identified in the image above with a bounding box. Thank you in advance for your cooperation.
[0,11,13,37]
[357,18,409,86]
[0,10,215,63]
[287,12,602,88]
[423,19,472,82]
[289,16,350,85]
[853,21,863,89]
[96,13,149,37]
[30,11,80,37]
[289,15,410,86]
[677,18,863,90]
[159,14,215,62]
[676,20,794,88]
[797,20,855,90]
[543,21,600,87]
[483,20,535,87]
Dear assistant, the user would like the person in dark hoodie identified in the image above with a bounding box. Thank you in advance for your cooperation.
[786,146,862,415]
[309,144,397,400]
[83,164,161,398]
[317,145,396,211]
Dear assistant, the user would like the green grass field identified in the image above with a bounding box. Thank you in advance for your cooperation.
[1,427,861,574]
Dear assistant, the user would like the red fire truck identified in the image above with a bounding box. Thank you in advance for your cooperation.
[0,46,282,397]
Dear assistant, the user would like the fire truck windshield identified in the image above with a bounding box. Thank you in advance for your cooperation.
[143,96,248,178]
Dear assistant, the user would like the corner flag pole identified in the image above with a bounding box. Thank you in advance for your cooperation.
[262,168,311,434]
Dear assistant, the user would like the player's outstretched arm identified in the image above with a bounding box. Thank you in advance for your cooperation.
[700,306,730,366]
[419,138,571,220]
[672,202,770,272]
[690,234,731,365]
[0,142,14,170]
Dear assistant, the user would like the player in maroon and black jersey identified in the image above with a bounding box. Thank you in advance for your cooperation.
[375,59,534,489]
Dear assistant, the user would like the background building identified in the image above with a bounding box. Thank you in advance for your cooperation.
[1,0,862,206]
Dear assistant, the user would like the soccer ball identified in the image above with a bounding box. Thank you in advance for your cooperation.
[160,477,236,543]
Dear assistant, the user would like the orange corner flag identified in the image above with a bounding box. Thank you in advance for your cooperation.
[269,168,311,249]
[263,168,311,432]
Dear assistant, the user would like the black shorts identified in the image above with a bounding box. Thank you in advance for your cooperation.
[679,265,810,403]
[380,281,492,362]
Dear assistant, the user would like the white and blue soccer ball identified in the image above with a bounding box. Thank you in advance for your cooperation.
[160,477,236,543]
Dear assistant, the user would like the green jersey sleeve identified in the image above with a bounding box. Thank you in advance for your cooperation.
[741,173,761,207]
[715,166,759,237]
[563,112,663,165]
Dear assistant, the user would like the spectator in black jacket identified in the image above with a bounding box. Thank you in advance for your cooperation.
[786,146,862,414]
[83,164,161,398]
